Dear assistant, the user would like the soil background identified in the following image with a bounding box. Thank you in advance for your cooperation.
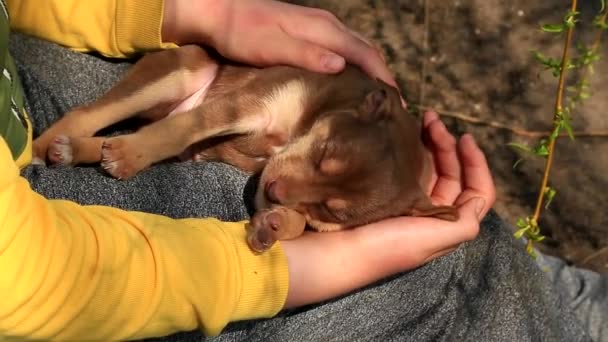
[291,0,608,272]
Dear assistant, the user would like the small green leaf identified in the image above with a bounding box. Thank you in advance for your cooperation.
[601,0,606,13]
[512,158,524,170]
[514,227,529,239]
[544,186,556,195]
[508,142,532,153]
[516,217,528,229]
[541,24,565,33]
[531,51,562,77]
[594,14,608,29]
[563,10,580,28]
[544,187,557,209]
[550,125,560,141]
[532,140,550,157]
[555,109,575,141]
[526,241,537,258]
[564,120,575,140]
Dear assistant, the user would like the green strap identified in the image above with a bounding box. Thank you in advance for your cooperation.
[0,1,29,160]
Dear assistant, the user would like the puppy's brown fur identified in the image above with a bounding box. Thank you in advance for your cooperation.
[34,45,458,253]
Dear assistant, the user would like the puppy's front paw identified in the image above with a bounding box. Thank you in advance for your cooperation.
[247,209,283,253]
[47,135,74,165]
[101,137,148,180]
[246,207,307,253]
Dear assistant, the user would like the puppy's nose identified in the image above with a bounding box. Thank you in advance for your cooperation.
[265,180,282,204]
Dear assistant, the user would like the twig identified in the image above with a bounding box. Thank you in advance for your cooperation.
[419,0,430,107]
[533,0,578,221]
[590,10,608,54]
[582,246,608,265]
[416,106,608,138]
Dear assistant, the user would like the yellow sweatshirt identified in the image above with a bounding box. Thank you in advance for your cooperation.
[1,1,289,340]
[8,0,175,58]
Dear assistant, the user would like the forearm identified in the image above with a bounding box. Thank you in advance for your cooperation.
[282,223,415,309]
[280,209,476,309]
[0,139,289,340]
[161,0,226,46]
[7,0,173,58]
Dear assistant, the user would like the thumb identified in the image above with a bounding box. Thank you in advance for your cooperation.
[458,197,486,222]
[453,196,486,241]
[459,196,486,222]
[474,197,486,221]
[264,36,346,73]
[420,197,484,263]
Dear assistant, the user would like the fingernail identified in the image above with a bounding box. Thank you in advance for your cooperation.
[474,197,486,219]
[378,50,386,63]
[462,133,476,144]
[322,53,345,71]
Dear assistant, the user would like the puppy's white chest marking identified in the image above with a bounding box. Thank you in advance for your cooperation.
[183,78,308,157]
[262,79,308,142]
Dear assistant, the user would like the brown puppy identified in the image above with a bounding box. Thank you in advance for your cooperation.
[34,45,458,253]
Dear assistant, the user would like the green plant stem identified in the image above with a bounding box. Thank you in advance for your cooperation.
[593,10,608,46]
[532,0,578,222]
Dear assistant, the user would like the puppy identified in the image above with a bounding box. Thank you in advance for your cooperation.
[34,45,458,253]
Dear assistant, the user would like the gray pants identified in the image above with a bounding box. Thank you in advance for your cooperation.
[10,33,606,342]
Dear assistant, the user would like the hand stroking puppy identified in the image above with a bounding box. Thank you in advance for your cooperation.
[33,45,459,253]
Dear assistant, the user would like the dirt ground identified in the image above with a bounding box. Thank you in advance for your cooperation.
[293,0,608,272]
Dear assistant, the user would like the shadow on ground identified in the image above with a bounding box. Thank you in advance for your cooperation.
[293,0,608,272]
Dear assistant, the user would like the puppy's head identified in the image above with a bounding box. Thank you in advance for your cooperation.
[255,81,455,231]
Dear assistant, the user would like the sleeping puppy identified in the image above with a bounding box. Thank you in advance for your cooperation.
[33,45,458,253]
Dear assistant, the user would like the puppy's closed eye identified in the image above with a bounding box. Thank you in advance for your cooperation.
[326,198,348,211]
[316,198,348,221]
[313,202,341,221]
[314,140,346,175]
[319,158,346,175]
[313,141,328,169]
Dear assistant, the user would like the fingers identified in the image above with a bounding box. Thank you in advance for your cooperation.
[454,134,496,217]
[420,196,484,248]
[356,195,483,270]
[423,110,440,128]
[283,13,398,88]
[261,33,346,73]
[420,196,485,263]
[422,112,494,214]
[426,116,462,205]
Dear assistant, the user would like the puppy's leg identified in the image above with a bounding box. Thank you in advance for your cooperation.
[99,102,262,179]
[246,206,307,253]
[47,135,106,165]
[35,45,218,163]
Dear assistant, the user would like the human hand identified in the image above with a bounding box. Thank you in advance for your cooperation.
[162,0,398,89]
[281,111,496,308]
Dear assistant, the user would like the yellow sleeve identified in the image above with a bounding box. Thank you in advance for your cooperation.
[6,0,176,58]
[0,138,289,341]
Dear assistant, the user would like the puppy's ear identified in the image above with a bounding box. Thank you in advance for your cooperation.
[359,88,392,122]
[410,200,460,221]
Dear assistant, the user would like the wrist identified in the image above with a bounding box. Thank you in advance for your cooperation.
[282,230,378,309]
[162,0,228,46]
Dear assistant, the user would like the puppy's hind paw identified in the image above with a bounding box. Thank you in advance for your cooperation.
[31,156,46,166]
[47,135,74,165]
[100,138,147,180]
